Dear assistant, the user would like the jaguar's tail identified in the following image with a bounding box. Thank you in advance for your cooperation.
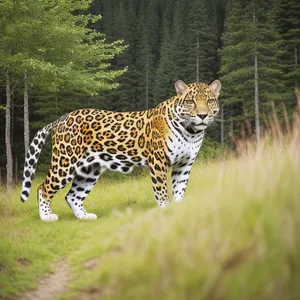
[20,123,53,203]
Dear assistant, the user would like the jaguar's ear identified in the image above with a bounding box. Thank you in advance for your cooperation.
[209,80,221,98]
[175,80,188,97]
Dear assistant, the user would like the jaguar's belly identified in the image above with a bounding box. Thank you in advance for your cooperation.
[80,149,148,175]
[104,154,148,173]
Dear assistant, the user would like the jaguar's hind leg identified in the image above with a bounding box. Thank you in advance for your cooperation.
[38,185,58,221]
[38,167,73,221]
[65,163,102,220]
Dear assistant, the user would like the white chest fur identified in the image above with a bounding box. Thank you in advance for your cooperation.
[166,120,204,167]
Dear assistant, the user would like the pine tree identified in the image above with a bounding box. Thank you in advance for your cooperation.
[170,0,188,82]
[276,0,300,109]
[220,0,284,141]
[144,0,161,71]
[103,0,137,111]
[135,2,153,110]
[185,0,219,83]
[154,17,176,104]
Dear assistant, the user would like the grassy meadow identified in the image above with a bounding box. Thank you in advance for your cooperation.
[1,110,300,299]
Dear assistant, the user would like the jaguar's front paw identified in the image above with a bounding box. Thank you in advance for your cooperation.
[77,213,97,220]
[40,214,59,222]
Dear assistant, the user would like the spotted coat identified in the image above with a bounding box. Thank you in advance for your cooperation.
[20,80,221,221]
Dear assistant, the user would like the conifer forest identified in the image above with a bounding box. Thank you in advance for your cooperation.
[0,0,299,186]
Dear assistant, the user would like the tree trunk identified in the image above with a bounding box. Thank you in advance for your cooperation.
[196,36,199,82]
[14,156,18,184]
[145,53,149,109]
[253,5,260,143]
[24,71,30,155]
[11,88,14,146]
[55,93,58,118]
[229,104,233,137]
[5,71,13,190]
[254,50,260,143]
[220,99,224,146]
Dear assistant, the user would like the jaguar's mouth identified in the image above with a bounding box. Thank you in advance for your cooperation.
[181,122,205,134]
[186,125,196,134]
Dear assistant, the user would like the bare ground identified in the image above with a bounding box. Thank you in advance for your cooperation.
[20,260,69,300]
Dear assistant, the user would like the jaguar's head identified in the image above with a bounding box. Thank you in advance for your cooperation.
[175,79,221,133]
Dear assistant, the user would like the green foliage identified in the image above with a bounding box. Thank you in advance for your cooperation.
[198,136,226,161]
[154,17,176,103]
[184,0,219,83]
[220,0,285,139]
[0,0,126,94]
[276,0,300,109]
[135,1,157,109]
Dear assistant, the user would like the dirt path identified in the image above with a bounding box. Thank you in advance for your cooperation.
[20,260,69,300]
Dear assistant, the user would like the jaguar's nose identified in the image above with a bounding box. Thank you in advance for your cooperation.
[198,114,208,120]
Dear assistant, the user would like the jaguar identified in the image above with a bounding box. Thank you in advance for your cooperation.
[20,79,221,221]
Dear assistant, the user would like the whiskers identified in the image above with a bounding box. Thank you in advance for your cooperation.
[213,116,224,123]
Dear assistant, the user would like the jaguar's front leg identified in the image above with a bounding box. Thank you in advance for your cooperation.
[148,155,169,208]
[172,162,193,202]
